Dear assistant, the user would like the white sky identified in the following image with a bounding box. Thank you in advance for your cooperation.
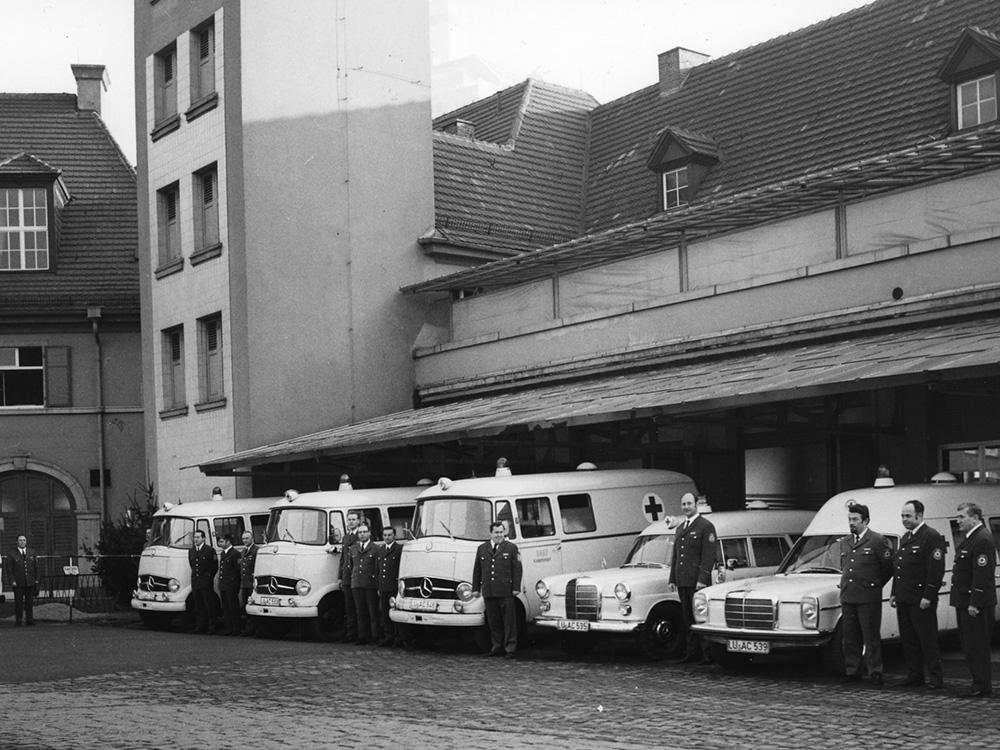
[0,0,875,166]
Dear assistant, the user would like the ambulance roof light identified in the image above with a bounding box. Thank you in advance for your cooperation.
[930,471,958,484]
[576,462,598,471]
[874,465,895,488]
[438,477,453,491]
[338,474,353,491]
[284,489,299,502]
[495,457,512,477]
[745,500,770,510]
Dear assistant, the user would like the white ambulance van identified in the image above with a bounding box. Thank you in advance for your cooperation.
[535,505,812,659]
[131,497,275,628]
[390,463,698,649]
[246,484,421,639]
[692,474,1000,671]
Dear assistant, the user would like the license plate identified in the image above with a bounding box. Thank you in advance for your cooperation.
[557,619,590,632]
[257,596,281,607]
[727,639,770,654]
[408,599,438,611]
[136,591,152,601]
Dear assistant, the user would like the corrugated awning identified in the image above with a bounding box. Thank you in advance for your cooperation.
[197,316,1000,474]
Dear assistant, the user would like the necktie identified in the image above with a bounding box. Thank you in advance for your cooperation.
[853,535,859,545]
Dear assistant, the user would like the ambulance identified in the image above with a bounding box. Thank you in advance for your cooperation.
[535,504,812,659]
[246,483,422,639]
[131,497,275,628]
[390,462,698,649]
[692,474,1000,671]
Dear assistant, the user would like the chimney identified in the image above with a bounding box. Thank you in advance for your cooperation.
[71,64,109,114]
[658,47,709,96]
[441,118,476,139]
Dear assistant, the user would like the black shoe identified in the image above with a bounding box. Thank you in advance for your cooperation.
[678,654,700,664]
[355,639,369,646]
[842,674,862,683]
[955,687,991,698]
[504,652,516,660]
[928,677,944,689]
[893,677,924,687]
[870,673,883,686]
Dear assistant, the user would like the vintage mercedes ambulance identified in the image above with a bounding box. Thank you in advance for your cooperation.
[535,504,812,659]
[390,462,698,649]
[692,474,1000,671]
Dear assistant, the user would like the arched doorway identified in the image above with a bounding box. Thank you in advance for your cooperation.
[0,470,77,576]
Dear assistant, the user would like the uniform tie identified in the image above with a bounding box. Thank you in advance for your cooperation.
[853,534,859,545]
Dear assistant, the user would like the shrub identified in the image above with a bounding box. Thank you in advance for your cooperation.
[84,482,158,605]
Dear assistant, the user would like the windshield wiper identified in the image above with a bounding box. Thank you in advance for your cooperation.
[438,520,455,541]
[623,562,664,568]
[797,566,840,573]
[281,528,297,542]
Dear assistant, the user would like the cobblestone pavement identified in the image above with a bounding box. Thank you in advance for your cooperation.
[0,620,997,749]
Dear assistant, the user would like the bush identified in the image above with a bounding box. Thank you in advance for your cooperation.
[84,482,158,605]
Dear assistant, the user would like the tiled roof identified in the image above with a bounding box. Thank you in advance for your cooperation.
[0,152,61,174]
[0,94,137,317]
[432,79,598,251]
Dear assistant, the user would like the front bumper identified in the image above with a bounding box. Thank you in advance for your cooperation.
[692,625,834,650]
[390,608,484,627]
[131,596,186,613]
[246,602,318,619]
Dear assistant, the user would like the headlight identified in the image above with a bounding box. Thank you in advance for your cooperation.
[456,582,474,602]
[693,591,708,623]
[800,596,819,629]
[398,579,406,597]
[136,577,142,589]
[295,580,311,596]
[168,578,180,593]
[535,580,550,600]
[614,582,631,602]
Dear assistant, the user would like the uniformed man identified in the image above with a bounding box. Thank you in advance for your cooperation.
[472,521,523,658]
[339,510,361,642]
[950,502,996,698]
[239,530,258,636]
[890,500,945,688]
[3,535,39,627]
[668,492,718,664]
[188,530,218,634]
[348,523,381,645]
[377,526,403,647]
[839,502,893,685]
[217,534,242,636]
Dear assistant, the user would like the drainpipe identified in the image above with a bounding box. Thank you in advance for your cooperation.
[87,307,107,519]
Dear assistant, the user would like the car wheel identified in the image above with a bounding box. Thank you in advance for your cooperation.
[635,604,684,660]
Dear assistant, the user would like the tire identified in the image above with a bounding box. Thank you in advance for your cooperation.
[310,594,345,642]
[708,642,752,669]
[635,604,684,660]
[558,631,597,655]
[820,622,845,675]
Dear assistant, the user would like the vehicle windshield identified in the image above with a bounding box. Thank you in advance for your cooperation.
[413,496,494,541]
[622,533,674,568]
[266,507,328,545]
[779,534,844,574]
[147,516,195,549]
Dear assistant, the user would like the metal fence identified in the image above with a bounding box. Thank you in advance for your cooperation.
[29,555,140,622]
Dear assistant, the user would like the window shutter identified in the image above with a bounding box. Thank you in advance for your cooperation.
[199,28,211,60]
[166,191,177,221]
[44,346,72,407]
[202,173,214,206]
[52,515,76,556]
[163,52,174,83]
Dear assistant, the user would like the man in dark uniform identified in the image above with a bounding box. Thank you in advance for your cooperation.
[217,534,242,636]
[472,520,523,658]
[349,523,381,645]
[890,500,945,688]
[239,530,258,635]
[4,535,39,626]
[188,530,218,634]
[950,502,996,697]
[339,510,361,642]
[668,492,718,664]
[839,502,894,685]
[377,526,403,647]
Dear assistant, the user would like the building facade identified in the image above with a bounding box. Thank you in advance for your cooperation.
[134,0,436,502]
[0,67,143,567]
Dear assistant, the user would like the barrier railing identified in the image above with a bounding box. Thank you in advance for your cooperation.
[27,554,141,622]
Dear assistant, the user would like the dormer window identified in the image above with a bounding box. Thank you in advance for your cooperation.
[0,153,69,272]
[957,74,997,129]
[938,27,1000,132]
[662,167,689,209]
[647,126,718,213]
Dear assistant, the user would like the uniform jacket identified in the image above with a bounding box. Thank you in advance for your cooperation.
[891,523,946,605]
[188,544,218,590]
[471,539,522,598]
[240,544,258,589]
[377,541,402,593]
[348,541,379,589]
[218,547,242,591]
[950,524,998,610]
[668,515,718,588]
[839,530,894,604]
[339,530,358,587]
[4,546,39,587]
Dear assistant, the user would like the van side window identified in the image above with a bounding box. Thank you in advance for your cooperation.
[558,493,596,534]
[197,519,211,544]
[496,501,517,540]
[515,497,555,538]
[329,511,345,544]
[351,507,383,541]
[989,517,1000,556]
[388,505,414,538]
[250,514,269,543]
[752,537,790,568]
[213,515,245,544]
[719,538,749,569]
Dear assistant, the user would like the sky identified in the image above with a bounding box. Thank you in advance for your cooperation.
[0,0,875,166]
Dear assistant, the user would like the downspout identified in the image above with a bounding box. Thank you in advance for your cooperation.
[88,307,107,519]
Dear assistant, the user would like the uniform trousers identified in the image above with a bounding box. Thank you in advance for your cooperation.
[484,595,517,654]
[13,584,35,624]
[842,601,883,676]
[240,586,254,633]
[191,586,215,632]
[896,602,941,682]
[676,587,703,659]
[342,582,357,640]
[956,607,995,693]
[352,587,381,642]
[220,586,241,635]
[379,591,397,644]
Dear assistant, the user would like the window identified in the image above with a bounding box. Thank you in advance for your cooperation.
[957,74,998,129]
[558,493,596,534]
[193,165,219,251]
[213,516,245,544]
[751,536,791,568]
[197,314,224,405]
[496,500,516,540]
[350,507,384,541]
[990,518,1000,557]
[154,43,178,124]
[719,538,750,569]
[515,497,555,538]
[388,505,415,536]
[250,514,269,544]
[162,325,186,411]
[0,188,49,271]
[942,443,1000,483]
[190,19,216,102]
[0,346,70,408]
[157,183,181,267]
[662,167,689,209]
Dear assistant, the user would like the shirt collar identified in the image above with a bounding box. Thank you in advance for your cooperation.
[911,522,925,534]
[966,522,983,539]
